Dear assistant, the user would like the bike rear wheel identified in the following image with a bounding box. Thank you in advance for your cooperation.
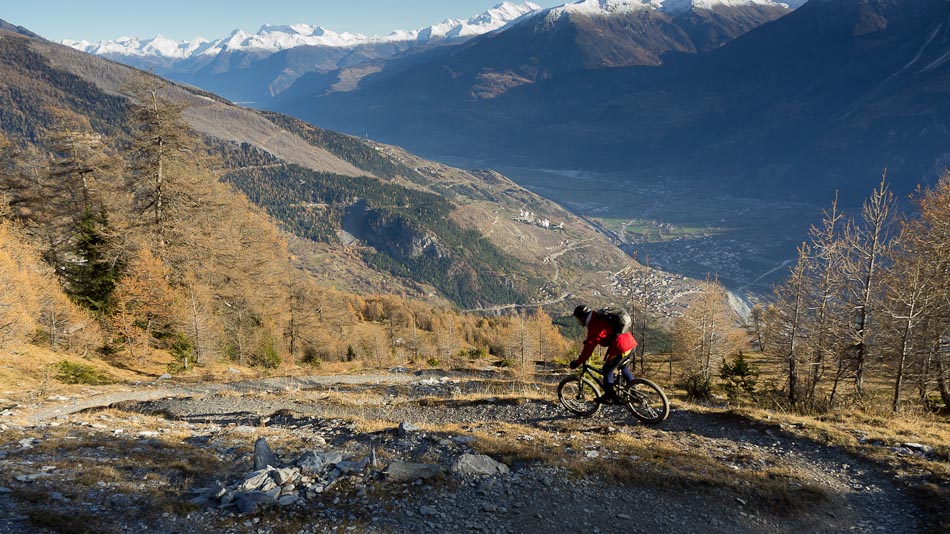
[621,378,669,423]
[557,375,601,416]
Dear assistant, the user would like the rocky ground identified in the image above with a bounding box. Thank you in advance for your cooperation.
[0,370,943,534]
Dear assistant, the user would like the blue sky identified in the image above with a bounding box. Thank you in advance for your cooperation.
[2,0,565,42]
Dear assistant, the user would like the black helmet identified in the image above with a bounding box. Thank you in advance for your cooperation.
[573,305,591,320]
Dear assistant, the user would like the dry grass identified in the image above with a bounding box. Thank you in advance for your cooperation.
[0,410,234,531]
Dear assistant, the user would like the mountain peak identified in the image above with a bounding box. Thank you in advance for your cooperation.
[62,2,543,59]
[546,0,793,18]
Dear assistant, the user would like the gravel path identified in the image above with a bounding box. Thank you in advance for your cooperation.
[19,373,418,424]
[1,371,927,534]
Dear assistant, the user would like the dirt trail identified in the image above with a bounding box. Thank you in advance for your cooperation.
[2,372,928,534]
[18,373,418,425]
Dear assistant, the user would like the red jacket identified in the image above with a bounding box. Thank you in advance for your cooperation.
[577,311,637,364]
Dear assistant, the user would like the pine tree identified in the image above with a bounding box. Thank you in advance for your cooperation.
[62,209,122,313]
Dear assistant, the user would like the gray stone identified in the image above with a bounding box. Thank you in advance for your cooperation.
[254,438,280,470]
[239,469,275,492]
[295,451,327,474]
[278,494,299,506]
[419,505,438,517]
[319,451,344,466]
[0,487,12,494]
[206,483,227,500]
[233,425,256,434]
[270,467,299,486]
[235,491,276,514]
[903,442,934,455]
[158,374,172,380]
[452,454,510,477]
[18,438,40,449]
[398,421,420,437]
[336,459,369,474]
[263,487,282,501]
[384,462,442,483]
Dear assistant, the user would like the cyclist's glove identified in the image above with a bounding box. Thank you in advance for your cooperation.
[569,359,580,370]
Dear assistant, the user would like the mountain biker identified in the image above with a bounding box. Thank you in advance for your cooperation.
[569,304,637,404]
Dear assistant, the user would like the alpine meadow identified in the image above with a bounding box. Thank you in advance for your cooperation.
[0,2,948,534]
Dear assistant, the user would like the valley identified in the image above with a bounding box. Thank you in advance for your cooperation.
[493,166,819,297]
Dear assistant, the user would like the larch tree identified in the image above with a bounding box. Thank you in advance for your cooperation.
[124,75,195,251]
[839,176,895,397]
[802,195,846,401]
[109,247,180,363]
[768,244,811,405]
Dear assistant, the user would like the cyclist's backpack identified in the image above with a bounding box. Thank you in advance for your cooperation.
[598,306,632,336]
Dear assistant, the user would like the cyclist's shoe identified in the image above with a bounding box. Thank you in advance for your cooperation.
[595,391,620,404]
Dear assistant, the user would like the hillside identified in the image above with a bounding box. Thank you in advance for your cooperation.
[0,16,705,386]
[0,22,665,311]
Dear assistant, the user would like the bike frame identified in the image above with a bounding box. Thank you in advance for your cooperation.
[576,355,635,392]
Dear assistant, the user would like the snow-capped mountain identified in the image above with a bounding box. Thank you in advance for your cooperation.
[539,0,796,20]
[62,2,541,59]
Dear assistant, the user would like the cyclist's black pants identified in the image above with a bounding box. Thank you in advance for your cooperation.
[603,350,635,393]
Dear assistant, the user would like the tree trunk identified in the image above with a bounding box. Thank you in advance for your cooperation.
[891,320,912,412]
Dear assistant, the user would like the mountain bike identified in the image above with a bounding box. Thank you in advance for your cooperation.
[557,356,669,423]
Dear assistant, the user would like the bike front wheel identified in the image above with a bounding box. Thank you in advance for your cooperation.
[621,378,670,423]
[557,375,602,416]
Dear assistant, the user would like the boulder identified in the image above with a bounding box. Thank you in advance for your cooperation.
[254,437,280,470]
[452,454,509,477]
[239,468,276,492]
[270,467,299,486]
[278,494,299,506]
[384,462,442,482]
[295,451,325,473]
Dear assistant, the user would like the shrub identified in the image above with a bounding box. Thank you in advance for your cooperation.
[719,352,758,398]
[301,345,322,367]
[169,333,193,371]
[682,373,712,400]
[54,360,114,385]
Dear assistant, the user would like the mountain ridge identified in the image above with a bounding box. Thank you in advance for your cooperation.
[60,2,542,59]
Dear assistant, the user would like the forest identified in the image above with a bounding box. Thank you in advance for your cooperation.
[0,74,570,380]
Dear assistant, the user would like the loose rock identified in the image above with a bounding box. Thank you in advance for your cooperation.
[254,437,280,470]
[384,462,442,482]
[453,454,510,477]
